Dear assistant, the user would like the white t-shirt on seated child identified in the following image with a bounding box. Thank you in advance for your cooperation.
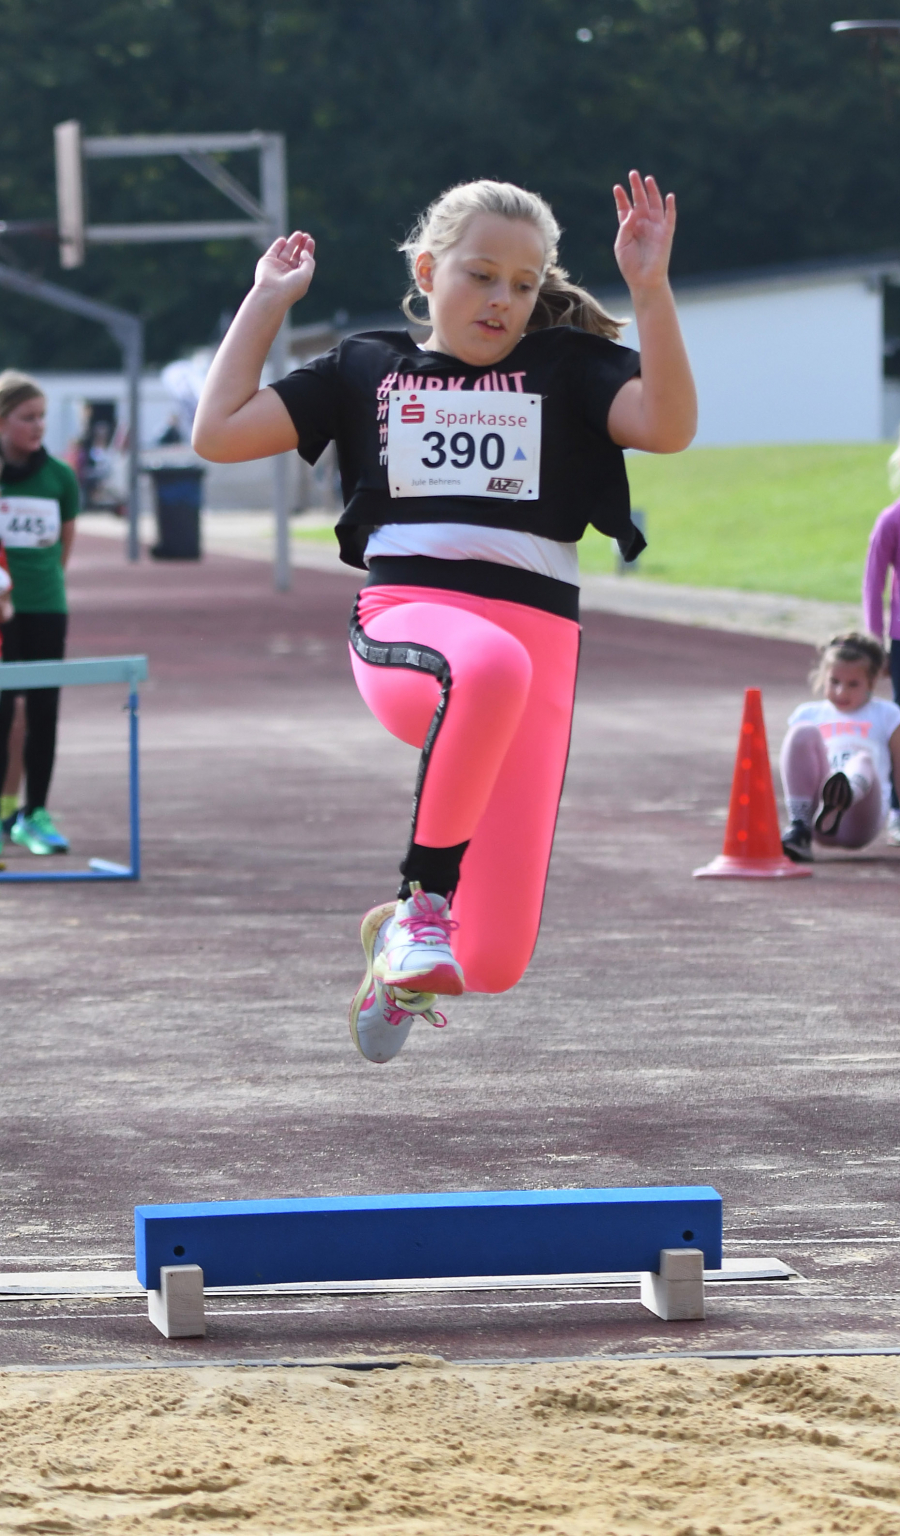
[788,697,900,818]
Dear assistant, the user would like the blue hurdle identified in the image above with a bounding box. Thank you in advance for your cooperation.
[0,654,147,882]
[135,1185,723,1337]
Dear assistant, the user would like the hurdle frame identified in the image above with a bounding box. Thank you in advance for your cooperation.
[0,654,147,882]
[135,1185,723,1338]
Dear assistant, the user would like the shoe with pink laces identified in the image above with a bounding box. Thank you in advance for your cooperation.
[372,883,465,996]
[350,977,447,1064]
[348,898,446,1063]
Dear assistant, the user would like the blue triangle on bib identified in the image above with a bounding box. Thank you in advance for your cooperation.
[513,446,526,461]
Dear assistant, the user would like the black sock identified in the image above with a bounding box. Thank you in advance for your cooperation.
[399,840,469,901]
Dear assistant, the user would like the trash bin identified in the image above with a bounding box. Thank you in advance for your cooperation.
[148,465,204,560]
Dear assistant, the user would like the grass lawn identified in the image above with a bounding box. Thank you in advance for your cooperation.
[293,442,897,603]
[291,522,334,542]
[582,442,894,601]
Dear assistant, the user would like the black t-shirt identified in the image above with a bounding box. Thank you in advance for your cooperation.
[271,326,641,570]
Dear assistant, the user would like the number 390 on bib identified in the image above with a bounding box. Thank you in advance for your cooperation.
[387,390,541,501]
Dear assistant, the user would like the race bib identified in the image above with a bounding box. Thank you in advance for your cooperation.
[0,496,61,549]
[387,390,541,501]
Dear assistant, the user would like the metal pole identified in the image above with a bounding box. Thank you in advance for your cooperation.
[103,314,143,562]
[269,330,291,594]
[128,687,141,878]
[83,131,269,157]
[260,133,292,592]
[115,319,144,563]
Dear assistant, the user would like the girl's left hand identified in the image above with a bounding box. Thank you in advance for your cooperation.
[613,171,676,296]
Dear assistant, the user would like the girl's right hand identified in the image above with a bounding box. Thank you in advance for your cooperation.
[253,231,316,307]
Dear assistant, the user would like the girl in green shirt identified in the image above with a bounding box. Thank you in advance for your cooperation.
[0,370,79,856]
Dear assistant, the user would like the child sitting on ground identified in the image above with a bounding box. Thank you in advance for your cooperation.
[780,630,900,862]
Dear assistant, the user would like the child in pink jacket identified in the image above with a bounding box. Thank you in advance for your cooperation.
[862,486,900,843]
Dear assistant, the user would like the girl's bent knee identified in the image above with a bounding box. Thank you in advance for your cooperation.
[460,948,531,995]
[784,722,822,748]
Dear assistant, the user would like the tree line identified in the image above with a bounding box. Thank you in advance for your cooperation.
[1,0,899,368]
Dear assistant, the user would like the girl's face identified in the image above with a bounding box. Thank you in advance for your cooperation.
[416,212,546,366]
[826,659,874,712]
[0,396,46,461]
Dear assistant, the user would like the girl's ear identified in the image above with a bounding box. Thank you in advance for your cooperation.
[415,251,436,293]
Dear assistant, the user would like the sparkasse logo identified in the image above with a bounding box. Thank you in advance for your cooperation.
[400,394,426,424]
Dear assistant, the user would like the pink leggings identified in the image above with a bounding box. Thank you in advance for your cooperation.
[350,585,581,994]
[780,723,884,848]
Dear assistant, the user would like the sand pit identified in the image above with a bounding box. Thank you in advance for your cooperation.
[1,1355,899,1534]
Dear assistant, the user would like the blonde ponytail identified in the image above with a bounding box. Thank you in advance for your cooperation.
[527,263,625,341]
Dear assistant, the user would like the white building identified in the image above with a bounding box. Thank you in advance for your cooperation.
[36,368,172,459]
[600,253,900,447]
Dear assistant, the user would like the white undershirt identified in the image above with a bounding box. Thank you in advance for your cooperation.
[364,523,580,586]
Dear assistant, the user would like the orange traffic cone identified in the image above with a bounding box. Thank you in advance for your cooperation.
[693,687,812,880]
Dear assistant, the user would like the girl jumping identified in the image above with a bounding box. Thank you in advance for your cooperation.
[194,174,697,1063]
[780,631,900,863]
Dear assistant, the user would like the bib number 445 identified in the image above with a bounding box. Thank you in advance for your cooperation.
[0,495,61,549]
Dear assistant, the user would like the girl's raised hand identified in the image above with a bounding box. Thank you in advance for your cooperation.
[612,172,675,296]
[254,231,316,307]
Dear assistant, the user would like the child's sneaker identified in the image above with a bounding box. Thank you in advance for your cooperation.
[815,772,853,838]
[373,883,465,996]
[349,899,396,1026]
[351,978,446,1064]
[887,810,900,846]
[10,813,53,856]
[781,818,813,863]
[348,897,446,1063]
[30,807,69,852]
[10,807,69,854]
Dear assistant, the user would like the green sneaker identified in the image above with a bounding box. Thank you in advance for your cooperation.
[10,809,69,856]
[28,807,70,853]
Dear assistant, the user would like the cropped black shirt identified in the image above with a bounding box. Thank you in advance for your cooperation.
[271,326,642,571]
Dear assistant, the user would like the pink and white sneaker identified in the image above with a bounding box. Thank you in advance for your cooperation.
[350,978,447,1064]
[349,899,446,1063]
[372,883,465,996]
